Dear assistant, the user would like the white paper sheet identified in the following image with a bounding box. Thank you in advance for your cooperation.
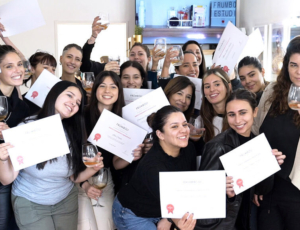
[174,74,202,110]
[25,69,61,108]
[122,87,170,133]
[160,171,226,219]
[220,133,281,195]
[212,21,249,76]
[3,114,70,171]
[88,109,147,163]
[123,88,153,105]
[0,0,45,37]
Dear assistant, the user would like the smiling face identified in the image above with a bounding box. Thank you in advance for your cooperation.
[121,66,143,88]
[96,76,119,110]
[156,112,190,149]
[55,86,82,119]
[168,85,193,112]
[203,74,227,106]
[129,46,150,71]
[185,44,202,65]
[226,99,258,137]
[288,53,300,87]
[175,53,199,78]
[60,47,82,75]
[0,52,24,87]
[238,65,265,93]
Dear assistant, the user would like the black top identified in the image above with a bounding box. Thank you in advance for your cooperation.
[118,141,197,218]
[80,41,106,76]
[22,92,41,116]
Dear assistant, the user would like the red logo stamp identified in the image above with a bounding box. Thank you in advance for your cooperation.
[236,179,243,188]
[167,204,174,214]
[31,91,38,99]
[223,66,230,73]
[94,133,101,141]
[17,156,24,165]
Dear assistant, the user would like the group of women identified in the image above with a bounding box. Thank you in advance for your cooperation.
[0,16,298,230]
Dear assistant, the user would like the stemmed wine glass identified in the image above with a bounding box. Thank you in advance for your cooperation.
[109,55,121,75]
[98,12,110,30]
[82,72,95,93]
[82,143,99,167]
[288,83,300,110]
[22,58,32,80]
[92,168,108,207]
[189,117,204,139]
[0,96,8,122]
[170,45,184,66]
[154,38,167,58]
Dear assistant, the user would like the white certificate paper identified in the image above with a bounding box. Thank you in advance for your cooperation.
[0,0,45,37]
[88,109,147,163]
[220,133,280,195]
[174,74,202,110]
[123,88,153,105]
[160,171,226,219]
[212,21,249,75]
[3,114,70,171]
[25,69,61,108]
[122,87,170,133]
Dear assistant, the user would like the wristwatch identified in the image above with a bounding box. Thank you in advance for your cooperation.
[167,218,173,224]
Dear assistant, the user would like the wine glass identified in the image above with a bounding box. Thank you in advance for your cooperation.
[92,168,108,207]
[170,45,184,66]
[22,59,32,80]
[82,143,99,167]
[288,83,300,110]
[0,96,8,122]
[109,55,120,75]
[98,12,110,30]
[154,38,167,58]
[82,72,95,93]
[189,117,204,139]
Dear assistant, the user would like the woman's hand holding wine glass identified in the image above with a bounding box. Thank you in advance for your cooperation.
[82,143,104,171]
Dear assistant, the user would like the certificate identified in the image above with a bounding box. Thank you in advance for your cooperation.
[123,88,153,105]
[3,114,70,171]
[212,21,249,75]
[122,87,170,133]
[219,133,280,195]
[174,74,202,110]
[0,0,45,37]
[25,69,61,108]
[160,171,226,219]
[87,109,147,163]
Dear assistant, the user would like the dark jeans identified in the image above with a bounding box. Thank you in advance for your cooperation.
[0,183,18,230]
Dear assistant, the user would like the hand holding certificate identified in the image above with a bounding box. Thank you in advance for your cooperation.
[160,171,226,219]
[123,88,153,105]
[88,109,147,163]
[2,114,70,171]
[220,133,281,195]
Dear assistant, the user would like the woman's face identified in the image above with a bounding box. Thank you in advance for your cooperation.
[226,99,258,137]
[156,112,190,149]
[175,53,199,78]
[185,44,202,65]
[0,52,24,87]
[288,53,300,87]
[32,62,56,78]
[129,46,150,71]
[121,66,143,88]
[168,85,193,112]
[238,65,265,93]
[55,86,82,119]
[60,47,82,75]
[203,74,228,106]
[96,76,119,108]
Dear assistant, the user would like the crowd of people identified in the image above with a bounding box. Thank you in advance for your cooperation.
[0,16,299,230]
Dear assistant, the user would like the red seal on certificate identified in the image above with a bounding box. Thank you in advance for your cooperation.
[94,133,101,141]
[31,91,38,99]
[236,179,243,188]
[223,66,230,73]
[17,156,24,165]
[167,204,174,214]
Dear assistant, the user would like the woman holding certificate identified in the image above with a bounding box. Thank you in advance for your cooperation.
[0,81,104,230]
[252,36,300,230]
[112,105,197,230]
[198,89,285,230]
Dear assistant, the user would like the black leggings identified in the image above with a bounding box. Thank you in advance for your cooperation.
[0,183,18,230]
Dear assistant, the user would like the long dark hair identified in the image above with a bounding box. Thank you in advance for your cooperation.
[86,71,125,130]
[182,40,206,79]
[34,81,86,180]
[164,76,195,121]
[120,61,148,89]
[200,68,231,142]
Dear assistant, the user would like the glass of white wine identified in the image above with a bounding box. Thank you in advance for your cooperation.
[109,55,121,75]
[82,143,99,167]
[82,72,95,93]
[92,168,108,207]
[189,117,204,139]
[154,38,167,58]
[98,12,110,30]
[0,96,8,122]
[288,83,300,110]
[170,45,184,66]
[22,59,32,80]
